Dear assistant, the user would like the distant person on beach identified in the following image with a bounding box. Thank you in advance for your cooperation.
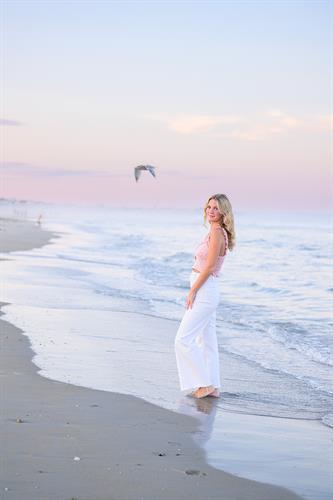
[175,194,235,399]
[36,214,42,226]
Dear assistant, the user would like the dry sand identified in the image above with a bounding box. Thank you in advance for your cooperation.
[0,217,304,500]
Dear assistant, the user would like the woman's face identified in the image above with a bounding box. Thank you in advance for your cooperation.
[206,199,223,223]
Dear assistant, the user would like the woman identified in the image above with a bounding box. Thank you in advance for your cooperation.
[174,193,235,399]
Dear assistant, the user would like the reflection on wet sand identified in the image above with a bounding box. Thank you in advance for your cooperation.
[177,395,218,447]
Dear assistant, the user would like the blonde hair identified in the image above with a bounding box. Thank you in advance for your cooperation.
[203,193,236,250]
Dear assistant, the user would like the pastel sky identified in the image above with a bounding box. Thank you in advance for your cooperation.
[1,0,331,209]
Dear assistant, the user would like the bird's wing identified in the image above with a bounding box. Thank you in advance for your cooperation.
[134,166,142,182]
[146,166,156,178]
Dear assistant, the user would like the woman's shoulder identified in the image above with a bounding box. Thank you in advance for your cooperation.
[211,224,226,235]
[208,225,225,241]
[212,225,228,245]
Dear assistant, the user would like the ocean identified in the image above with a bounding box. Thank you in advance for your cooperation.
[1,200,332,499]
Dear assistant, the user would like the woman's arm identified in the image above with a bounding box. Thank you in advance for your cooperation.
[186,228,225,309]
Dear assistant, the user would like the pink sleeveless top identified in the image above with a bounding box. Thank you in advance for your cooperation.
[193,226,229,277]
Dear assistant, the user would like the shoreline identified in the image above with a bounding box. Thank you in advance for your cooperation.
[0,217,303,499]
[0,217,62,254]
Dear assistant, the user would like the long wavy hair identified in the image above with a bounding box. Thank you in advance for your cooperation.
[203,193,236,251]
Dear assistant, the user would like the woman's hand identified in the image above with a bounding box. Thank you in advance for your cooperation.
[186,288,197,309]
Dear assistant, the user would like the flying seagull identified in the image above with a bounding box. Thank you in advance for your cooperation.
[134,164,157,182]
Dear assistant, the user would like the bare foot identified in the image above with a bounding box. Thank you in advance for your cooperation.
[208,388,220,398]
[192,385,215,399]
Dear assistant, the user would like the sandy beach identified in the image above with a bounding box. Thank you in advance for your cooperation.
[0,217,61,254]
[0,217,305,500]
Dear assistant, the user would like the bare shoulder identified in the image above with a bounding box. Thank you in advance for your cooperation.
[211,225,224,235]
[214,225,227,235]
[208,226,224,242]
[211,226,228,247]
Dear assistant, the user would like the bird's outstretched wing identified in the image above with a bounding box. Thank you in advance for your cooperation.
[146,166,156,178]
[134,164,157,182]
[134,166,143,182]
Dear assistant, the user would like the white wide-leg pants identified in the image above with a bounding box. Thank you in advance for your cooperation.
[174,271,221,392]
